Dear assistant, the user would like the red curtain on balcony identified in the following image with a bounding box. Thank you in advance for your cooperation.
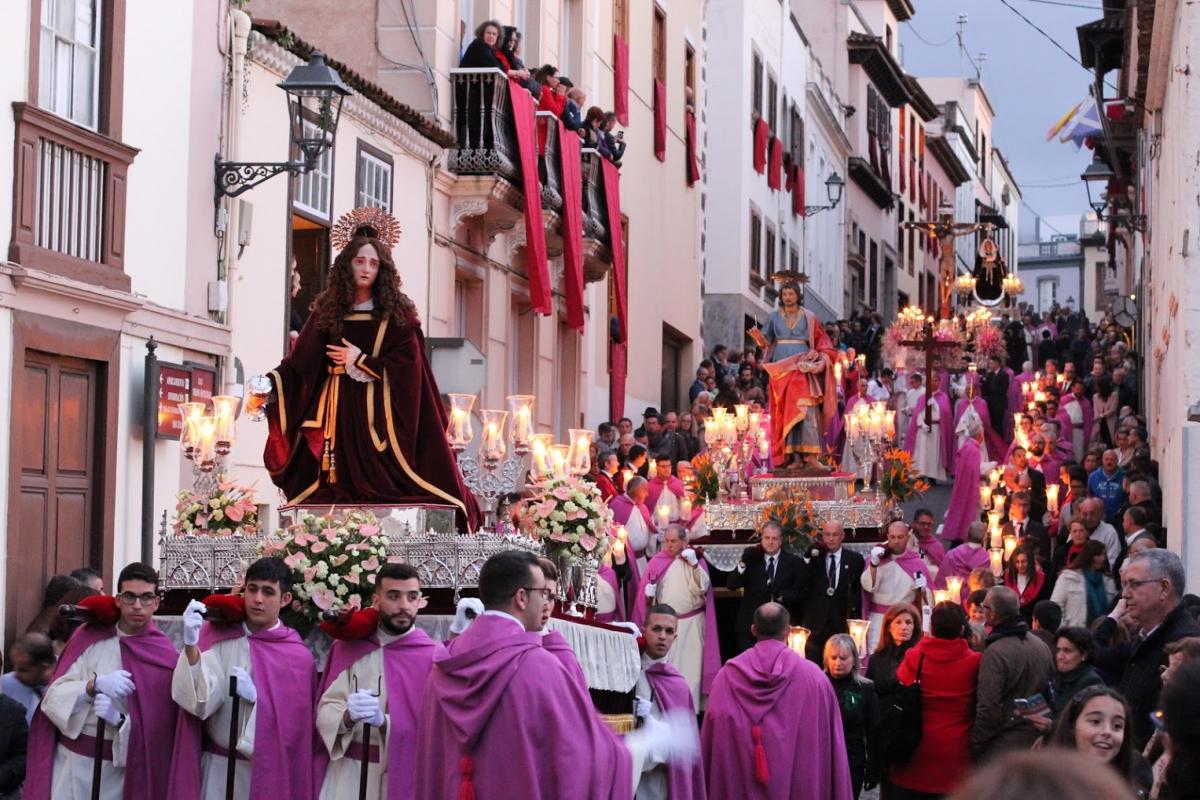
[601,157,627,342]
[558,120,586,331]
[609,340,628,423]
[793,165,806,217]
[653,80,668,162]
[508,78,552,314]
[753,117,769,173]
[685,109,701,185]
[614,35,630,126]
[768,137,783,190]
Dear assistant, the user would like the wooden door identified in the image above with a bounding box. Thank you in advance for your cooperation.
[9,351,101,639]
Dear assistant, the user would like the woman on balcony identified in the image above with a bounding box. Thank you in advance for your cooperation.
[499,26,534,86]
[459,20,517,76]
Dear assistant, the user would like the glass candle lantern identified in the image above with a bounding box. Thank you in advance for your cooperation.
[479,409,508,464]
[567,428,592,475]
[786,626,811,656]
[447,394,477,448]
[506,395,535,452]
[179,401,207,460]
[211,395,241,456]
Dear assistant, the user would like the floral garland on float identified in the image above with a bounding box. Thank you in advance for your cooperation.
[173,480,260,536]
[520,474,614,615]
[685,452,722,506]
[878,449,931,506]
[757,488,820,554]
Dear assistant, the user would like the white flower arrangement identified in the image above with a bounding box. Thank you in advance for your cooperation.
[521,475,614,561]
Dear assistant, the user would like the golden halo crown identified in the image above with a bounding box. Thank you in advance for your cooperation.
[331,206,402,253]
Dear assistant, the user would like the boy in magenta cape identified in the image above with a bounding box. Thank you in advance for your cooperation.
[315,563,439,800]
[26,563,178,800]
[701,603,853,800]
[417,551,688,800]
[168,557,316,800]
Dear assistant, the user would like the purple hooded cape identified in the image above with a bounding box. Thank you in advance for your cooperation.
[935,543,992,598]
[904,390,955,476]
[314,626,438,800]
[596,562,625,623]
[700,639,853,800]
[631,551,721,694]
[942,437,983,543]
[542,629,589,693]
[26,622,178,800]
[954,395,1006,463]
[167,621,316,800]
[645,476,686,512]
[416,614,632,800]
[645,661,707,799]
[609,494,652,612]
[1061,393,1095,443]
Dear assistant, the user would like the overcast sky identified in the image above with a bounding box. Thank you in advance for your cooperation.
[898,0,1105,240]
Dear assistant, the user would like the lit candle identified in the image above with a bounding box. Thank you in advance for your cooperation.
[945,576,964,600]
[1003,534,1018,561]
[211,395,240,456]
[611,536,626,559]
[990,524,1003,550]
[550,444,570,479]
[933,589,951,606]
[679,497,693,519]
[506,394,534,450]
[993,493,1006,512]
[447,393,477,446]
[988,511,1002,530]
[655,504,670,528]
[989,548,1004,577]
[1046,484,1060,515]
[480,409,508,462]
[621,468,634,487]
[979,486,993,508]
[847,619,870,657]
[786,626,811,655]
[834,361,843,385]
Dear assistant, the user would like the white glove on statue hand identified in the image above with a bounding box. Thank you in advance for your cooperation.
[644,582,658,599]
[229,666,257,704]
[634,696,653,721]
[450,597,484,635]
[346,690,385,727]
[870,546,886,567]
[93,692,123,726]
[681,548,698,566]
[94,670,135,700]
[182,599,207,647]
[913,573,928,590]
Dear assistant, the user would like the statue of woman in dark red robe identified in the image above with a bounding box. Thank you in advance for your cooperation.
[257,207,482,531]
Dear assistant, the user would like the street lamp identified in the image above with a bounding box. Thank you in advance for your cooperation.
[214,51,351,201]
[1080,157,1114,220]
[805,171,845,216]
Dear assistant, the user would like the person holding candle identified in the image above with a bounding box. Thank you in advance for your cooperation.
[595,451,621,502]
[903,372,954,484]
[942,414,990,546]
[610,476,658,612]
[937,522,992,600]
[646,456,687,525]
[1004,491,1053,578]
[256,208,481,531]
[823,635,880,799]
[1004,544,1051,625]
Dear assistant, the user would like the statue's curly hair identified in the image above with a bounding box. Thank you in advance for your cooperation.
[310,235,417,341]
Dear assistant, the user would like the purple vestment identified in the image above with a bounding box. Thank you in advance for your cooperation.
[1061,394,1095,442]
[314,626,439,800]
[26,622,178,800]
[645,476,686,512]
[700,639,853,799]
[631,552,721,694]
[644,661,706,799]
[954,395,1006,462]
[935,543,992,598]
[542,629,589,693]
[942,437,983,543]
[416,614,632,800]
[904,390,955,475]
[168,622,316,800]
[597,563,625,623]
[609,494,653,612]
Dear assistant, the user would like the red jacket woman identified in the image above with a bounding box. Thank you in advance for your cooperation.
[890,603,982,796]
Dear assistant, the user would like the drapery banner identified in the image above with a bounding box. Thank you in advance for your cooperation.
[613,35,630,126]
[753,117,769,173]
[508,78,552,314]
[600,157,627,341]
[793,165,806,217]
[653,79,668,162]
[558,119,586,331]
[685,109,701,185]
[768,136,783,190]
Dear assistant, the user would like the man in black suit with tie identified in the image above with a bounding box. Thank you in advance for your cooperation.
[1004,490,1053,577]
[727,521,803,652]
[800,520,865,663]
[1009,448,1048,522]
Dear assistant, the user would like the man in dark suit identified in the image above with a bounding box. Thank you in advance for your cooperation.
[1008,448,1047,522]
[726,522,803,652]
[980,355,1010,438]
[799,521,865,663]
[1003,491,1052,576]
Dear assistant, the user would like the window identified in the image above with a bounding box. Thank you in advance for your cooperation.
[684,42,696,100]
[1038,277,1057,311]
[39,0,101,129]
[293,119,334,219]
[652,7,667,82]
[907,210,915,275]
[767,74,778,131]
[765,224,776,281]
[749,208,763,286]
[979,133,988,180]
[869,239,879,308]
[356,142,393,210]
[789,244,800,272]
[751,51,763,119]
[789,105,804,167]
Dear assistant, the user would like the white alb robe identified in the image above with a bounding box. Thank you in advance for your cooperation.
[860,561,931,652]
[651,559,711,707]
[171,627,264,800]
[595,575,618,618]
[624,509,657,571]
[40,634,134,800]
[634,653,671,800]
[911,394,947,481]
[1065,400,1086,460]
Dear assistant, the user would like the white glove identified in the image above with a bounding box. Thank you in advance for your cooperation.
[681,548,698,566]
[634,696,653,721]
[631,708,701,765]
[450,597,484,635]
[346,690,385,727]
[644,582,658,599]
[913,573,928,590]
[614,621,641,637]
[737,561,747,574]
[870,546,886,566]
[94,670,134,700]
[182,599,206,647]
[93,692,123,726]
[229,666,257,704]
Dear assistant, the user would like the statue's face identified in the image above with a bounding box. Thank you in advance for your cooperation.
[351,243,380,292]
[780,287,800,307]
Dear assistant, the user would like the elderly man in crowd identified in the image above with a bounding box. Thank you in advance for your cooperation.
[1079,497,1122,569]
[861,521,933,651]
[1088,449,1126,523]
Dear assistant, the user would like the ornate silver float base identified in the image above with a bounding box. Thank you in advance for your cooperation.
[703,493,890,533]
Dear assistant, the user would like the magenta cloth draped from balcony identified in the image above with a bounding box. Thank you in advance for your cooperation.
[614,35,630,126]
[768,137,783,190]
[793,165,806,216]
[558,119,586,331]
[753,117,769,173]
[508,78,552,315]
[653,79,667,162]
[601,157,627,341]
[685,110,701,185]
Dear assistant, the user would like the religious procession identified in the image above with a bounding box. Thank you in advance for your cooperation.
[4,0,1200,799]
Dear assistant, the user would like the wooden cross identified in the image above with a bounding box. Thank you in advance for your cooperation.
[900,320,960,426]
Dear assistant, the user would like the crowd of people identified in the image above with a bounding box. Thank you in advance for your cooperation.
[460,20,628,165]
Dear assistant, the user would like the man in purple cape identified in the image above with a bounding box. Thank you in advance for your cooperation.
[631,525,720,705]
[315,562,439,800]
[26,562,178,800]
[942,415,987,544]
[536,557,590,693]
[645,456,687,522]
[168,557,316,800]
[416,550,695,800]
[701,602,853,800]
[935,521,992,599]
[954,374,1006,462]
[903,373,954,481]
[610,477,658,611]
[635,604,706,800]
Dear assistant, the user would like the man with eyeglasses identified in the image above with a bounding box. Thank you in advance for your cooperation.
[25,562,179,799]
[417,550,697,800]
[315,562,439,799]
[1094,549,1200,749]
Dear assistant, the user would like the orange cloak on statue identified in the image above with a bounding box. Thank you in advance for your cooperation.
[761,310,840,464]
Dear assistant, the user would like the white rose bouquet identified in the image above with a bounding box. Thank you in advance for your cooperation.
[522,476,614,561]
